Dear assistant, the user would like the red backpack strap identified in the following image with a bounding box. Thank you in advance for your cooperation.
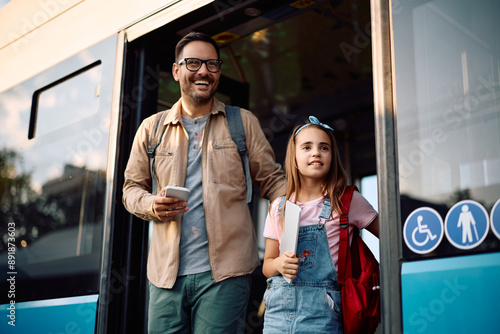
[337,185,357,285]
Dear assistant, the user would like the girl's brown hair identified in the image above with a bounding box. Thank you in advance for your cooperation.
[277,121,348,222]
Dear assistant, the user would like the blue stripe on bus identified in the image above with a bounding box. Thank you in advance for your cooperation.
[0,294,98,333]
[401,252,500,334]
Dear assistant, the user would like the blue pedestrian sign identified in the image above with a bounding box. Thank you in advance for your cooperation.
[445,200,489,250]
[403,207,444,254]
[491,198,500,240]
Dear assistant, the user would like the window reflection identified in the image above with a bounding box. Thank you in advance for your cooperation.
[393,0,500,258]
[0,146,105,302]
[34,62,102,138]
[0,37,114,302]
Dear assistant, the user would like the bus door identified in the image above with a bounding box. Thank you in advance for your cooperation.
[123,0,378,332]
[389,1,500,333]
[0,34,122,333]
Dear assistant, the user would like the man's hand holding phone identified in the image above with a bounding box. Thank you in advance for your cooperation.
[153,186,190,221]
[165,186,190,201]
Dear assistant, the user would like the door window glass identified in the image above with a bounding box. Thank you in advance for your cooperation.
[0,36,116,302]
[393,0,500,258]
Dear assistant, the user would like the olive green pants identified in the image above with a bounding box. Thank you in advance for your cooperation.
[148,271,251,334]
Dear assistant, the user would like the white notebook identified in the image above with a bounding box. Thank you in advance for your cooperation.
[280,201,302,283]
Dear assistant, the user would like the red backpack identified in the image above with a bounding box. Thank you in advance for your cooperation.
[337,185,381,334]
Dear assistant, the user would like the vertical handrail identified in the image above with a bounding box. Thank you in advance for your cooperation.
[96,30,126,334]
[370,0,403,333]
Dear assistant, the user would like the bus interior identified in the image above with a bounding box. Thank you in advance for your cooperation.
[118,0,377,331]
[0,0,379,333]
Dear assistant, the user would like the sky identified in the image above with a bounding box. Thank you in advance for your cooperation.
[0,0,11,10]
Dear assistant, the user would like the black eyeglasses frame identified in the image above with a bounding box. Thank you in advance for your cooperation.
[177,58,223,73]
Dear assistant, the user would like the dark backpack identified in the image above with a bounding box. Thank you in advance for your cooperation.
[337,185,381,334]
[146,105,252,203]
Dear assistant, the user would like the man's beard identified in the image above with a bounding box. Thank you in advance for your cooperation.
[190,86,217,105]
[182,76,219,105]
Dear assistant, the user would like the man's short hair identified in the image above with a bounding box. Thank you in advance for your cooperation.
[175,32,220,61]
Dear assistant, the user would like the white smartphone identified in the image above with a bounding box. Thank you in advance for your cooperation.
[165,186,190,202]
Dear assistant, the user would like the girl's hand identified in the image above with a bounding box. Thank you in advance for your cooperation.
[263,239,299,279]
[274,251,299,280]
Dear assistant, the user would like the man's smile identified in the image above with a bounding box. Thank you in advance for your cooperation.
[194,80,210,86]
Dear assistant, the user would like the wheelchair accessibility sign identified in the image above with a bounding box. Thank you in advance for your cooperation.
[445,200,489,250]
[403,207,444,254]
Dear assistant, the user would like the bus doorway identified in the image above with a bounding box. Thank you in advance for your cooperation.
[121,0,377,332]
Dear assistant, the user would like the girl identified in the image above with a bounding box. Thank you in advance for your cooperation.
[262,116,379,334]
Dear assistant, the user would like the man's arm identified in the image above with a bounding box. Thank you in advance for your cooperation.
[241,110,286,202]
[122,118,158,221]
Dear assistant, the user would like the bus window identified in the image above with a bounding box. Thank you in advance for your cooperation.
[0,36,117,303]
[29,61,102,139]
[393,1,500,332]
[394,0,500,259]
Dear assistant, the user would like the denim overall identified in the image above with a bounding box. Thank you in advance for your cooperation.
[263,199,343,334]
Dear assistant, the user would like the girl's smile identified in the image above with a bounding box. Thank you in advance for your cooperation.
[308,160,324,166]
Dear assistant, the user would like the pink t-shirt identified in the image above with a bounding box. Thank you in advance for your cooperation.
[263,191,378,270]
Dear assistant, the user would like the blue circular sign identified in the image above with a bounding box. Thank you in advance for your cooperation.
[491,198,500,240]
[403,207,444,254]
[445,200,489,250]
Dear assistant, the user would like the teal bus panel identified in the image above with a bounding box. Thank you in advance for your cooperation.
[401,252,500,334]
[0,294,98,333]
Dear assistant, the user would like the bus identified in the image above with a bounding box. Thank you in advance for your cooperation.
[0,0,499,333]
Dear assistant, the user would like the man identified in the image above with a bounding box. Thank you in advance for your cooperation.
[122,32,285,333]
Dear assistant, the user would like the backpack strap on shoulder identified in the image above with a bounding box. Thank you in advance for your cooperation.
[225,105,252,203]
[147,111,168,195]
[337,185,358,285]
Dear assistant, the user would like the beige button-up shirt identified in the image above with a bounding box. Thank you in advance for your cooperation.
[123,98,286,288]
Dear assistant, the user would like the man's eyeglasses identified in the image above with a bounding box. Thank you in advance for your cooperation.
[178,58,223,73]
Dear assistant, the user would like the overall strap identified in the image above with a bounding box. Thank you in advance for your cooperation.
[337,185,358,285]
[277,196,286,212]
[225,105,252,203]
[147,111,168,195]
[319,197,331,221]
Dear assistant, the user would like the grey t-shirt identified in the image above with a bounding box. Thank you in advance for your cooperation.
[177,114,211,276]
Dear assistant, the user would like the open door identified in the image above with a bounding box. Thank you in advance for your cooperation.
[119,0,377,332]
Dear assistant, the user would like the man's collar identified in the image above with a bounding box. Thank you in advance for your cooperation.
[211,98,226,115]
[162,98,227,126]
[163,100,183,125]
